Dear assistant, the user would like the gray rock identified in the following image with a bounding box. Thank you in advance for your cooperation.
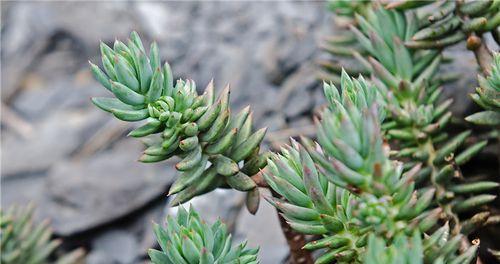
[87,250,110,264]
[442,47,478,118]
[12,76,102,121]
[261,113,288,134]
[1,110,107,177]
[234,188,288,264]
[281,64,319,119]
[0,171,47,211]
[42,140,176,236]
[92,230,139,264]
[132,1,328,120]
[1,2,138,99]
[135,202,169,257]
[288,116,313,130]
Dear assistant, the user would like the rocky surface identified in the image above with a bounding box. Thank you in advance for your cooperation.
[43,140,176,237]
[0,1,481,263]
[234,189,289,264]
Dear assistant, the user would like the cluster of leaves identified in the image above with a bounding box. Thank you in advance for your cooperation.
[318,0,498,255]
[296,1,499,263]
[467,52,500,126]
[149,206,259,264]
[90,32,267,212]
[387,0,499,50]
[0,204,85,264]
[466,51,500,260]
[330,0,498,225]
[322,0,499,59]
[264,74,480,263]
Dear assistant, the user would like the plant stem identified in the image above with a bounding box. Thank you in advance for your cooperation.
[466,34,493,76]
[456,0,494,76]
[251,171,269,188]
[421,138,461,234]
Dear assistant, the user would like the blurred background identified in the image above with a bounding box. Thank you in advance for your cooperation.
[0,1,485,263]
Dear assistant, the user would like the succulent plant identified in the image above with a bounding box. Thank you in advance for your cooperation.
[319,4,440,83]
[466,52,500,125]
[264,139,367,263]
[0,204,85,264]
[264,72,478,263]
[385,0,500,49]
[90,31,267,210]
[85,12,499,262]
[322,2,498,237]
[149,206,259,264]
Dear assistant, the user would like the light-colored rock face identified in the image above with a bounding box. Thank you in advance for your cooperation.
[0,1,479,263]
[234,188,289,264]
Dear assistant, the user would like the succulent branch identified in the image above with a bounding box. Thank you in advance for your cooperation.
[386,0,500,43]
[264,72,479,263]
[386,0,499,75]
[466,52,500,215]
[264,140,368,263]
[468,34,494,76]
[149,206,259,264]
[322,1,498,239]
[89,31,315,264]
[466,52,500,125]
[0,204,85,264]
[90,32,268,210]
